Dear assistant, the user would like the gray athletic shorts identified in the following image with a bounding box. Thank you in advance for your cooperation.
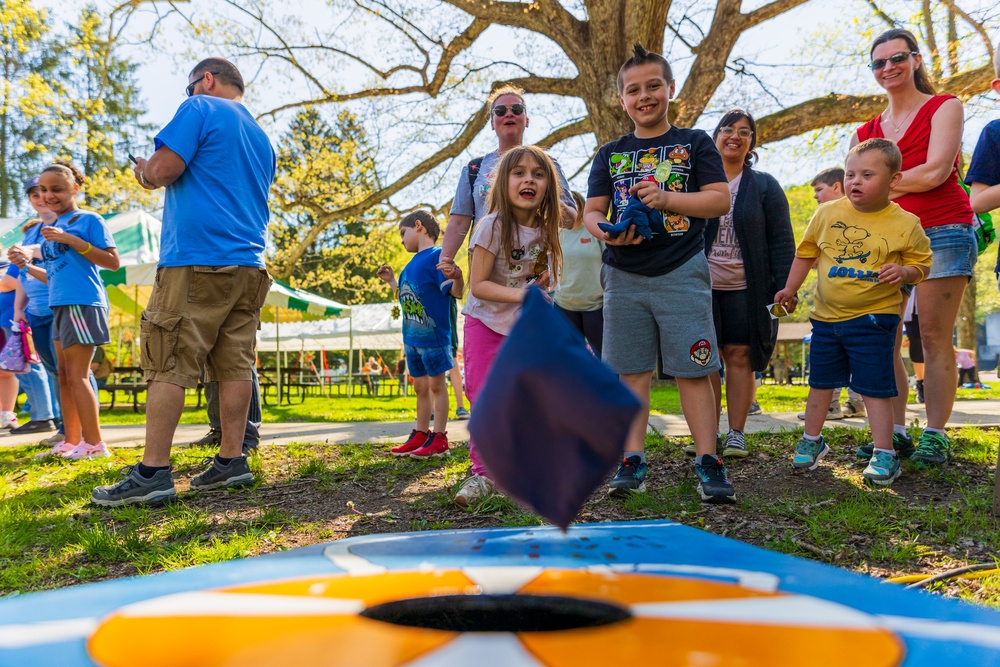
[601,253,720,378]
[52,305,111,348]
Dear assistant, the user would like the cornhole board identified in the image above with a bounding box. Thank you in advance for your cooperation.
[2,520,999,666]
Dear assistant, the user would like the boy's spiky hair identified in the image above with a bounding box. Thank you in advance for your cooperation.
[617,43,673,93]
[812,167,845,188]
[399,210,440,241]
[848,138,902,174]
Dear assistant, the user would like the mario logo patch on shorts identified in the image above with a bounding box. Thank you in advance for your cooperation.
[690,339,712,366]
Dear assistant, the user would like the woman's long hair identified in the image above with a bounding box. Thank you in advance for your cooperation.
[485,145,563,282]
[870,28,936,96]
[712,109,758,167]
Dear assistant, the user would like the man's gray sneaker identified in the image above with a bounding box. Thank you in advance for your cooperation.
[92,465,176,507]
[190,456,254,491]
[722,429,749,458]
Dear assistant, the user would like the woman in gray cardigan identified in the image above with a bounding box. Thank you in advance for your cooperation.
[704,109,796,458]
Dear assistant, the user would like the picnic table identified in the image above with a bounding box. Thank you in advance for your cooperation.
[100,366,204,412]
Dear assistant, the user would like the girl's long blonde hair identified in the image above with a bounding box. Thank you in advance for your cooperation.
[485,145,563,281]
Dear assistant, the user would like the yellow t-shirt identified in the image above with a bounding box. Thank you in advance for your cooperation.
[797,198,931,322]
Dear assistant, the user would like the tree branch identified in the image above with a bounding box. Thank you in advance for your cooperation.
[755,63,994,144]
[864,0,897,27]
[533,117,591,150]
[743,0,812,28]
[939,0,995,61]
[439,0,585,59]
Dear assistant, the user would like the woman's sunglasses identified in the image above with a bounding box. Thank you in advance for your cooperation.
[868,51,917,71]
[492,103,526,117]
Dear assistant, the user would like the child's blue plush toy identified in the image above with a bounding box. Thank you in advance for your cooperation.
[598,195,665,240]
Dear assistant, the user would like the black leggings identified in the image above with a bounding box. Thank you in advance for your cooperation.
[554,305,604,359]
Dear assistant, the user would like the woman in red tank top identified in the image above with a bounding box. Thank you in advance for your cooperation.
[853,28,976,465]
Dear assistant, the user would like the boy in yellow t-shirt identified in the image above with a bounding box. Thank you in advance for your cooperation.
[775,138,931,486]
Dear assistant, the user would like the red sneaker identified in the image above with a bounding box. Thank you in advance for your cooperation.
[391,430,431,456]
[410,432,450,459]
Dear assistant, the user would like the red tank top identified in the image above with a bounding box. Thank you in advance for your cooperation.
[856,95,972,229]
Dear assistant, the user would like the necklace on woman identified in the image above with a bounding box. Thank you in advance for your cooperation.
[885,103,917,134]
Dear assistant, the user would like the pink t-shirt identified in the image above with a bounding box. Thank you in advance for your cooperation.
[707,172,746,290]
[462,212,546,335]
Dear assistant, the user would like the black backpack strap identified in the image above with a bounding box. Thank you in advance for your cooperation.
[467,156,484,196]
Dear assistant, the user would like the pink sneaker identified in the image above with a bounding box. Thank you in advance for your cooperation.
[62,441,111,460]
[34,440,78,460]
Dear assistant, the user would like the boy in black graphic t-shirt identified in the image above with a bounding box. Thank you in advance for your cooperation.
[584,44,734,504]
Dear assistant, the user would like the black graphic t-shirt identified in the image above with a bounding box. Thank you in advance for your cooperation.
[587,127,727,276]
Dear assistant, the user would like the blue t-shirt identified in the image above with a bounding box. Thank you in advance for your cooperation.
[155,95,276,268]
[398,247,453,348]
[966,119,1000,273]
[41,210,116,308]
[0,263,17,328]
[587,126,727,277]
[20,222,53,317]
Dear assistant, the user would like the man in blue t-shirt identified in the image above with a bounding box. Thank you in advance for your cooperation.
[94,58,276,508]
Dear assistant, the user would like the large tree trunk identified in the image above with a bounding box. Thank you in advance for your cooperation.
[573,0,668,145]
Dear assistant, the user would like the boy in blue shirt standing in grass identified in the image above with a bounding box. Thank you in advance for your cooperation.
[378,211,464,458]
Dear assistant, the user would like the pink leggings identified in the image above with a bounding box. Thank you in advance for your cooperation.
[463,316,507,477]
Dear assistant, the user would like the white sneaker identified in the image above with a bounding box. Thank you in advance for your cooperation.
[34,440,78,459]
[454,474,495,507]
[1,411,18,429]
[62,441,111,460]
[797,405,845,421]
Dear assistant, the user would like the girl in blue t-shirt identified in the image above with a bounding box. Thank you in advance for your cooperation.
[19,163,120,460]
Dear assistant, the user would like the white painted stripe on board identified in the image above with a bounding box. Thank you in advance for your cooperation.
[0,617,98,648]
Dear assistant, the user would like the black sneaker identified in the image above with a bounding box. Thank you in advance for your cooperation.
[190,456,254,491]
[911,431,951,466]
[190,429,222,447]
[722,429,749,458]
[856,431,915,460]
[608,455,648,497]
[10,419,58,435]
[695,455,736,504]
[91,465,176,507]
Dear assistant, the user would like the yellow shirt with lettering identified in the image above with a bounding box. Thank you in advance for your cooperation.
[797,198,931,322]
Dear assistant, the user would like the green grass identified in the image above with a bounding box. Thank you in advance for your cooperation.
[4,403,999,610]
[77,377,999,426]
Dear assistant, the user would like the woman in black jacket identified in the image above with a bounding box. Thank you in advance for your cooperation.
[705,109,796,458]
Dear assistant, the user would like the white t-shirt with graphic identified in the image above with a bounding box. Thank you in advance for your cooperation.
[462,212,545,335]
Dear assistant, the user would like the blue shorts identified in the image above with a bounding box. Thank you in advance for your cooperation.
[808,314,899,398]
[404,344,453,378]
[926,223,977,280]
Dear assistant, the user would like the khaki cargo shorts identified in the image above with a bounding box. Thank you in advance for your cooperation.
[140,265,271,388]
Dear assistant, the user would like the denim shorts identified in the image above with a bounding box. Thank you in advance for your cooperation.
[926,223,977,280]
[404,343,453,378]
[809,314,899,398]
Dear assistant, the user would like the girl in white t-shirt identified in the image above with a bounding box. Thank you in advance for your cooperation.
[456,145,563,507]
